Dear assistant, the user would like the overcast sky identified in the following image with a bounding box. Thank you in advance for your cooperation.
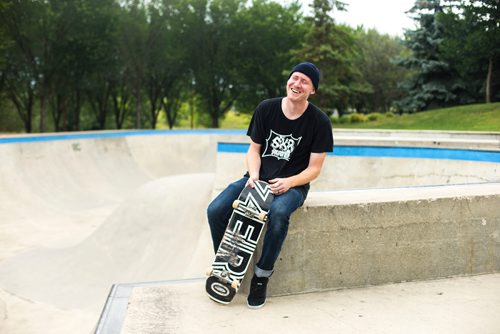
[296,0,417,37]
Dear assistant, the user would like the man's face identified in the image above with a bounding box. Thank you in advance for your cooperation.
[286,72,315,102]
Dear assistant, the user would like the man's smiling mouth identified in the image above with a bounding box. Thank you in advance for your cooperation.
[291,88,300,94]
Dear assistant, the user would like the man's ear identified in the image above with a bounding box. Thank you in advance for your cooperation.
[310,89,316,95]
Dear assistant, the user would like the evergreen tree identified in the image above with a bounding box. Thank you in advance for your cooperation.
[395,0,461,113]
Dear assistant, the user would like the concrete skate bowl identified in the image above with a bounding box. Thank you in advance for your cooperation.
[0,129,499,334]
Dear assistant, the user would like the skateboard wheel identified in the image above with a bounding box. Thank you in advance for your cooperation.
[231,280,239,290]
[206,276,236,304]
[258,212,267,221]
[206,267,213,276]
[232,200,240,209]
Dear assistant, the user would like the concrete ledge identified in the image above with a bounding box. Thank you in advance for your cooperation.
[216,153,500,192]
[333,129,500,150]
[263,183,500,296]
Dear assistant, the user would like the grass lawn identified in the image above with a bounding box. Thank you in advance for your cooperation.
[220,111,252,129]
[334,102,500,132]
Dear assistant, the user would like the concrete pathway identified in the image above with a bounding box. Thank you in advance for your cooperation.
[116,273,500,334]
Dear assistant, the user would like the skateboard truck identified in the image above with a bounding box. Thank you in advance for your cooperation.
[232,200,267,221]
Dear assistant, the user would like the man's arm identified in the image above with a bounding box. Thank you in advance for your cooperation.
[269,152,326,194]
[246,140,262,187]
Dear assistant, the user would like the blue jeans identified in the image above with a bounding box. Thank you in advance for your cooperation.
[207,177,307,276]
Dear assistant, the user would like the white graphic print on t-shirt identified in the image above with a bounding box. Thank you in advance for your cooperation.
[262,130,302,161]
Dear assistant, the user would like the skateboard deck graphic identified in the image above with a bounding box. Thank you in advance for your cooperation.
[206,180,274,304]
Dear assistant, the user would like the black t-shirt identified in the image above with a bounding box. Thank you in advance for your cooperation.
[246,97,334,183]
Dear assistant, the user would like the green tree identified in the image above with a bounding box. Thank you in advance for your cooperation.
[119,0,148,129]
[294,0,370,116]
[45,0,117,131]
[232,0,305,112]
[0,0,47,132]
[440,0,499,104]
[395,0,461,112]
[144,0,189,129]
[110,72,131,130]
[83,0,120,130]
[182,0,245,128]
[353,28,409,113]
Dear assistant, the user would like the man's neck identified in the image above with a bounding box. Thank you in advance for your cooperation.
[282,97,308,120]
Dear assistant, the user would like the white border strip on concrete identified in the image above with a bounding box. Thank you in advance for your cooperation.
[94,278,205,334]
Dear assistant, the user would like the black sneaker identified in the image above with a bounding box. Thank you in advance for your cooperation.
[247,275,269,309]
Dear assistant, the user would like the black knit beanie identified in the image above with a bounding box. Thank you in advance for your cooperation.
[288,62,320,91]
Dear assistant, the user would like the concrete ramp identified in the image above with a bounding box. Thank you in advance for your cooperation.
[0,131,221,333]
[0,173,214,309]
[0,133,217,262]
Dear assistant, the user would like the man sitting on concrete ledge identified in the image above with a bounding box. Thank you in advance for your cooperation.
[207,62,334,308]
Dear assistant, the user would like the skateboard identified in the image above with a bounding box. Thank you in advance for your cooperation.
[206,180,274,304]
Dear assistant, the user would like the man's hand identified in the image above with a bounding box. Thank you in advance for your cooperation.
[269,177,293,195]
[268,152,327,195]
[246,176,259,188]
